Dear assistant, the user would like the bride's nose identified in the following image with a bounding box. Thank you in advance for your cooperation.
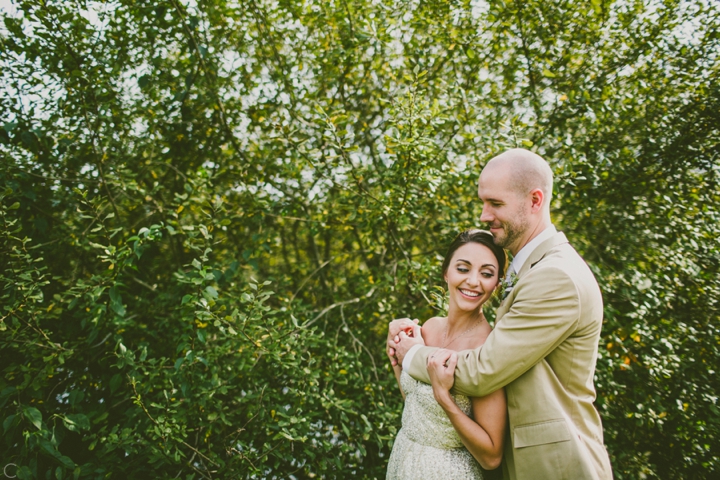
[466,271,480,287]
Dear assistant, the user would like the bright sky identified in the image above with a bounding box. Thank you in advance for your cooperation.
[0,0,17,15]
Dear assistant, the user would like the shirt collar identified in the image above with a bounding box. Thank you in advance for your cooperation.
[507,225,557,277]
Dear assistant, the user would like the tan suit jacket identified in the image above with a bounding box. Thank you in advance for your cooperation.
[408,232,613,480]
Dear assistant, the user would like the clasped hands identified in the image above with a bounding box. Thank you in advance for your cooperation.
[386,318,458,393]
[386,318,423,367]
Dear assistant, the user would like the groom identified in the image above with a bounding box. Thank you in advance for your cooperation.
[389,149,613,479]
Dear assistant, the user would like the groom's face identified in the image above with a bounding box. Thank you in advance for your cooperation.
[478,166,530,252]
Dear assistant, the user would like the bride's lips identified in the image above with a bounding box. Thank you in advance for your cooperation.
[459,288,482,300]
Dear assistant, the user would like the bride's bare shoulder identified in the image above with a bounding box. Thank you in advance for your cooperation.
[421,316,446,345]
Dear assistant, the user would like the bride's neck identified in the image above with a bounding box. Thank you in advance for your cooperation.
[445,308,485,333]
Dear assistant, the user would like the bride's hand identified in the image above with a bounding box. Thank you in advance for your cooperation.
[386,318,419,366]
[427,349,458,405]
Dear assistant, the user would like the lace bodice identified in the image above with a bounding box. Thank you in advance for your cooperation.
[398,370,473,448]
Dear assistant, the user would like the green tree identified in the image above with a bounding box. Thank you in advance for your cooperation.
[1,0,718,478]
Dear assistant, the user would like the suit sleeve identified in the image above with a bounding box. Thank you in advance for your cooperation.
[406,345,436,384]
[408,265,581,397]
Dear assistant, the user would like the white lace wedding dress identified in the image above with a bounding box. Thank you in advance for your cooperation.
[386,371,484,479]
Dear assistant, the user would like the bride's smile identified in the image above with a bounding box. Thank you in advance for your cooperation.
[459,289,481,298]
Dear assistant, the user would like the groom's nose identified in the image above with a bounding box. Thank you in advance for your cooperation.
[480,205,493,223]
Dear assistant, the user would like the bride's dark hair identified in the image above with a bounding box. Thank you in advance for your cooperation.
[441,229,508,280]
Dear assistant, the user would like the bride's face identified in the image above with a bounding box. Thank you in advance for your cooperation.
[444,242,500,312]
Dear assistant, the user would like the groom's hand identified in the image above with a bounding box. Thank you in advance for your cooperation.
[392,323,425,366]
[387,318,419,366]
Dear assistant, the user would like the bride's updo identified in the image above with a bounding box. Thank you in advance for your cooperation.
[440,229,508,280]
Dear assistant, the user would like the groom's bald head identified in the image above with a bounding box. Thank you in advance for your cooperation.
[484,148,554,209]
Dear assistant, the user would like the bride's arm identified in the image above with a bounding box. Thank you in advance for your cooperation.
[391,363,405,399]
[387,319,417,399]
[429,349,506,470]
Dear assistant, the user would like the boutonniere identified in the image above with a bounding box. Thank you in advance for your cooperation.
[502,272,518,301]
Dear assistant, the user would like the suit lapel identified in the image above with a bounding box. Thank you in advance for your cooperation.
[497,232,569,315]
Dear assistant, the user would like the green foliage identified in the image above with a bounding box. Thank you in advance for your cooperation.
[1,0,718,478]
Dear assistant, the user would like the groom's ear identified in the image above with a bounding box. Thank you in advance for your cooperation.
[529,188,544,212]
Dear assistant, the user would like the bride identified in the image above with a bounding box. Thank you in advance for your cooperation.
[385,229,507,479]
